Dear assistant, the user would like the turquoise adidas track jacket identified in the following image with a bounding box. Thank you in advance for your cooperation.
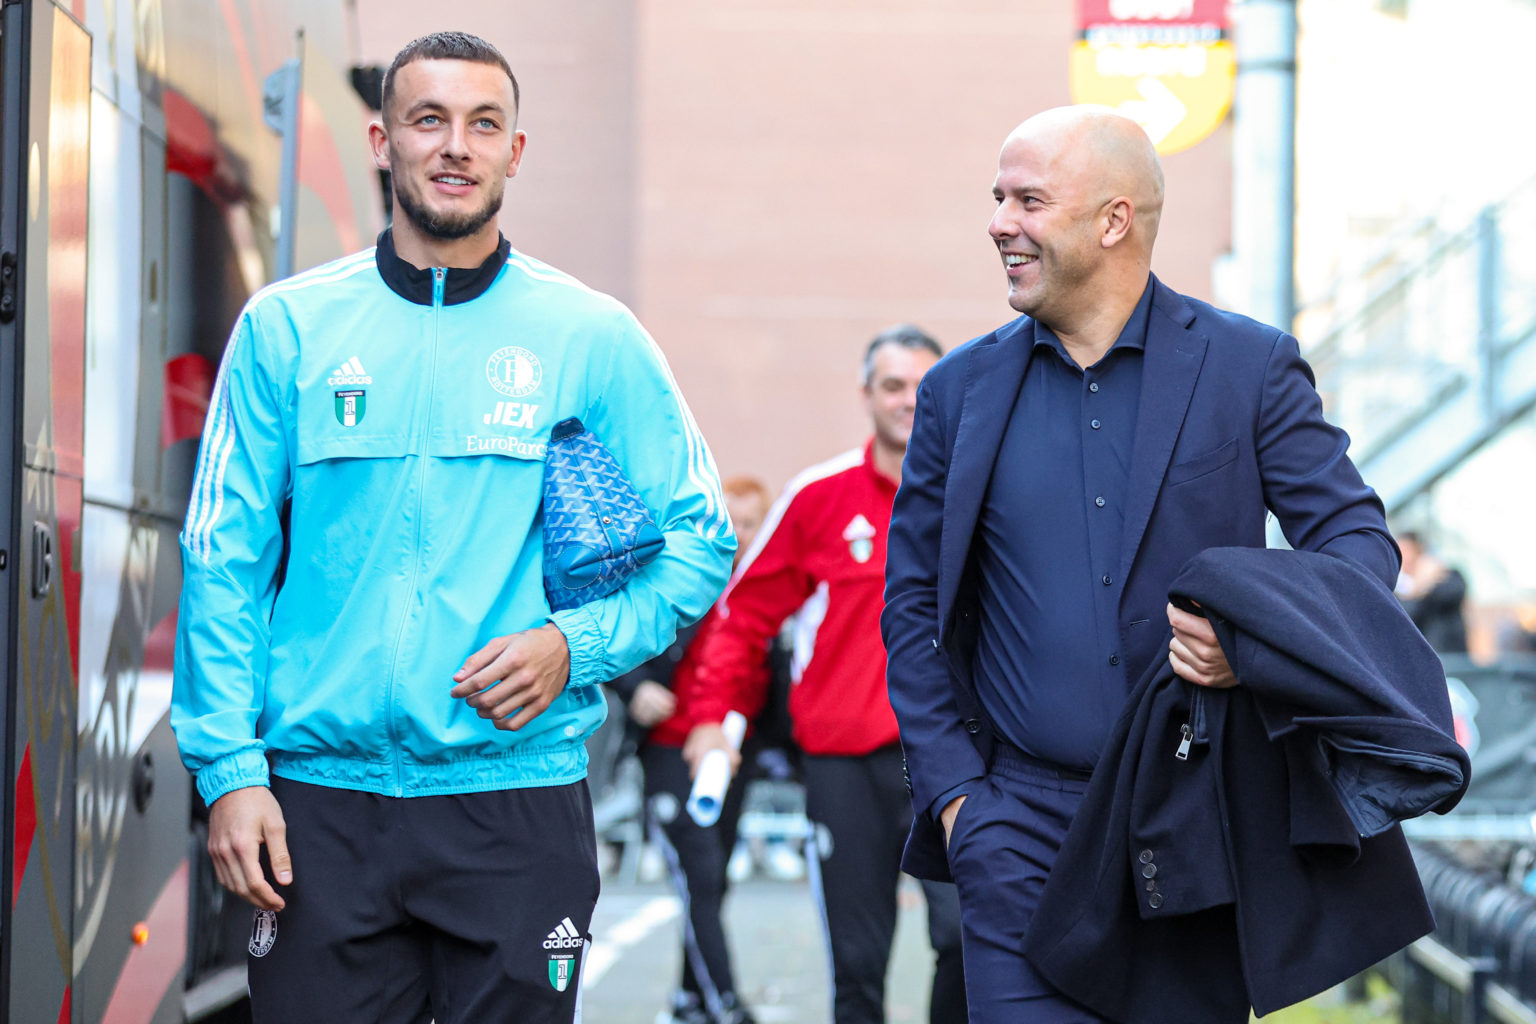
[172,236,735,805]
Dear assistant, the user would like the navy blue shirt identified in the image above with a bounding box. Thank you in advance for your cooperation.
[970,281,1154,770]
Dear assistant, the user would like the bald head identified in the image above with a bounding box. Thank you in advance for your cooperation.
[1003,105,1165,252]
[988,105,1166,347]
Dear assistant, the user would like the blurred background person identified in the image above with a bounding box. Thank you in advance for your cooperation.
[1496,606,1536,656]
[609,476,775,1024]
[1397,529,1470,655]
[684,326,967,1024]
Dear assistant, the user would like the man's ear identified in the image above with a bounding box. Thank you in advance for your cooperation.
[368,121,391,172]
[505,129,528,180]
[1101,196,1134,249]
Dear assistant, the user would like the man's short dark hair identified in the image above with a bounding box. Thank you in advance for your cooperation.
[861,324,943,386]
[381,32,519,121]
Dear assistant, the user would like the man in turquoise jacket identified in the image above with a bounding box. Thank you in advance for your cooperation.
[171,31,734,1024]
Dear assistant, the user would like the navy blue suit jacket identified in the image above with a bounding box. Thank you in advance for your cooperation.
[882,276,1399,880]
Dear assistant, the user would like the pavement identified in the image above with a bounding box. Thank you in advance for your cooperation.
[578,872,1391,1024]
[581,875,941,1024]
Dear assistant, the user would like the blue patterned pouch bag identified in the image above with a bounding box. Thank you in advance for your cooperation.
[542,417,667,611]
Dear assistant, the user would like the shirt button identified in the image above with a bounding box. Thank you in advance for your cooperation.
[1102,575,1113,586]
[1089,381,1100,393]
[1094,496,1106,508]
[1139,849,1154,863]
[1142,863,1158,879]
[1090,418,1101,429]
[1110,654,1121,666]
[1148,893,1164,909]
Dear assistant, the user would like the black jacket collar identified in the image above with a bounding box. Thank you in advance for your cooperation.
[374,228,511,306]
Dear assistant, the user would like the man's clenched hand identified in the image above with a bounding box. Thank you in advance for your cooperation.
[1167,601,1237,689]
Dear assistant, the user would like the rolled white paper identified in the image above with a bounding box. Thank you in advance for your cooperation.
[686,711,748,827]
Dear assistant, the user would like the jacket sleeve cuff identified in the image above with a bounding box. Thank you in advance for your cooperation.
[928,779,980,824]
[549,605,607,689]
[196,748,270,806]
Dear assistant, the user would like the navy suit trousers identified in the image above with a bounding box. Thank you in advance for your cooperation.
[944,747,1112,1024]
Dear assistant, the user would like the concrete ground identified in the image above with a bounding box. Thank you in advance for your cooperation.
[582,875,939,1024]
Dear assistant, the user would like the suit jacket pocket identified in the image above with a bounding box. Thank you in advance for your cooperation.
[1165,438,1239,486]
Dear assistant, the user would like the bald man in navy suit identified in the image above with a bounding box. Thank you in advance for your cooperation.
[881,107,1398,1023]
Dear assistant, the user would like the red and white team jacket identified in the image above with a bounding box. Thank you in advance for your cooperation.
[687,440,899,757]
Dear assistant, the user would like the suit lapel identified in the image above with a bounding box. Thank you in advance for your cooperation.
[1119,278,1208,580]
[939,318,1034,624]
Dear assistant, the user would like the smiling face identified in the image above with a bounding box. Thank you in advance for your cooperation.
[863,343,939,453]
[986,108,1164,337]
[988,128,1106,328]
[370,58,525,261]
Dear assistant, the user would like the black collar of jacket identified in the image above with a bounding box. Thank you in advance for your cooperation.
[374,228,511,306]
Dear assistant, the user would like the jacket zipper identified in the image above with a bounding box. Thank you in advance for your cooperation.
[1176,686,1206,761]
[1175,723,1194,761]
[384,268,446,796]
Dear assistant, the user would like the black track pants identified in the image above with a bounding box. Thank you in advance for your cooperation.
[641,741,750,1014]
[246,776,600,1024]
[802,745,966,1024]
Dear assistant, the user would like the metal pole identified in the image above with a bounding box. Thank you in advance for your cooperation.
[262,30,304,282]
[1230,0,1297,334]
[1475,206,1500,424]
[1467,956,1498,1024]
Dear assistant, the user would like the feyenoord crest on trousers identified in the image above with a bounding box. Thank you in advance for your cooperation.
[249,909,278,957]
[548,953,575,992]
[544,916,583,991]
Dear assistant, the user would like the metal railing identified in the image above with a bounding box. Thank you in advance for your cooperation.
[1382,843,1536,1023]
[1388,935,1536,1024]
[1301,174,1536,514]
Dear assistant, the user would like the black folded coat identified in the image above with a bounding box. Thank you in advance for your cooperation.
[1025,547,1470,1023]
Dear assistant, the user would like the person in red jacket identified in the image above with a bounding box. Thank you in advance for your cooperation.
[684,326,967,1024]
[611,476,774,1024]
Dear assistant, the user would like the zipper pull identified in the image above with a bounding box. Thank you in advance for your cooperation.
[1175,723,1194,761]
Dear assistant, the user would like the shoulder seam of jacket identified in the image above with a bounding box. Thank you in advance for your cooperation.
[246,249,378,309]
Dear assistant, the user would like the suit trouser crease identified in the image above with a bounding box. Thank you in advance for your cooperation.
[945,752,1110,1024]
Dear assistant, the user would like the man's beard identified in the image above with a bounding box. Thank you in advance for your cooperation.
[393,175,503,241]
